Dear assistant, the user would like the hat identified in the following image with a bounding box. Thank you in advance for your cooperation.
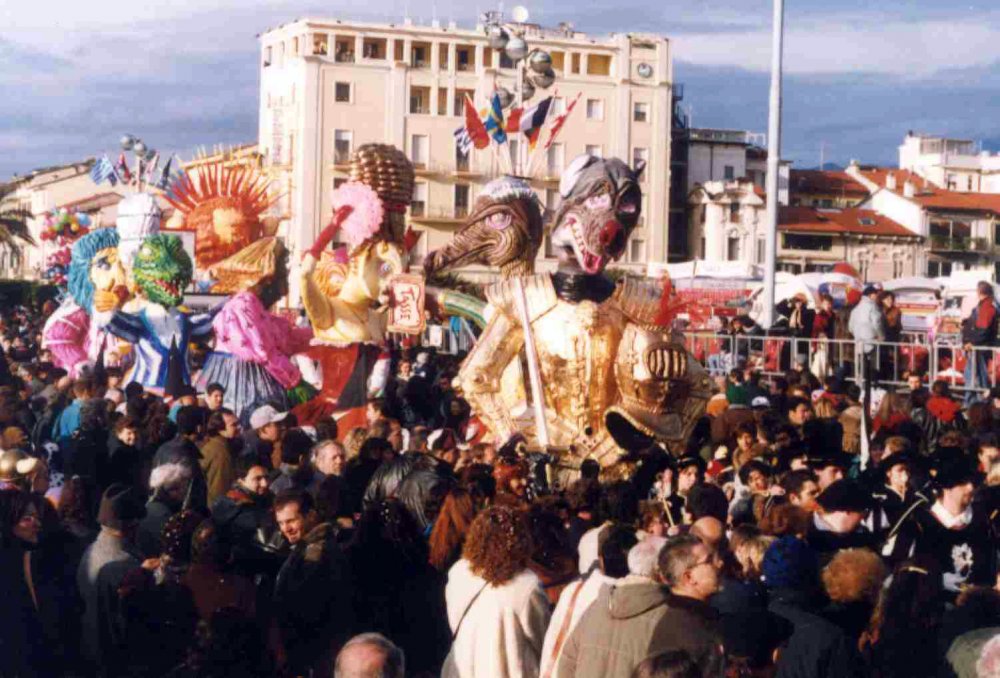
[676,454,707,473]
[249,404,288,431]
[762,536,819,590]
[98,483,147,529]
[863,284,880,296]
[805,453,850,471]
[877,451,915,477]
[751,396,771,409]
[933,456,979,489]
[816,479,872,513]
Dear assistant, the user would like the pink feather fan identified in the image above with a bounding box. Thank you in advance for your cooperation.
[331,181,385,249]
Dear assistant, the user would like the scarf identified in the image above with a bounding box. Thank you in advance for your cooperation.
[931,501,973,530]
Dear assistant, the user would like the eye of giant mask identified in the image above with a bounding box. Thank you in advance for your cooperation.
[378,261,393,277]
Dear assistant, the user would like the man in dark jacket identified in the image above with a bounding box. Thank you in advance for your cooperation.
[558,534,723,678]
[962,281,999,404]
[211,455,283,576]
[153,405,207,510]
[274,489,354,677]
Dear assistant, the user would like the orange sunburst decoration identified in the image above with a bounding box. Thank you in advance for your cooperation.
[160,157,278,269]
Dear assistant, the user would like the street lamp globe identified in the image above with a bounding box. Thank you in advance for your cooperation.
[531,69,555,89]
[133,140,147,155]
[487,25,509,49]
[528,50,552,73]
[120,134,136,151]
[496,87,515,109]
[520,80,536,100]
[505,36,528,61]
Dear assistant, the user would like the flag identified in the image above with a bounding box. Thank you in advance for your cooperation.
[463,96,490,150]
[454,127,473,155]
[520,97,552,149]
[90,155,118,187]
[505,107,523,133]
[157,156,174,190]
[144,152,160,182]
[164,167,186,201]
[483,93,507,144]
[116,152,132,184]
[545,93,581,149]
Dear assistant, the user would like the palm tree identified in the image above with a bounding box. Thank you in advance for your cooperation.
[0,181,36,272]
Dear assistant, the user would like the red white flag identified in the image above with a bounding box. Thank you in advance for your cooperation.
[463,96,490,150]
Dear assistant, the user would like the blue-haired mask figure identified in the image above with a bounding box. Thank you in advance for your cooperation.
[68,228,128,313]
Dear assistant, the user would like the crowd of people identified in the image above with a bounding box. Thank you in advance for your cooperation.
[4,291,1000,678]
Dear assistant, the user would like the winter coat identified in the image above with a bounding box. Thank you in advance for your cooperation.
[274,522,354,676]
[849,297,885,353]
[0,546,53,677]
[137,496,180,559]
[558,577,723,678]
[961,296,999,347]
[76,529,142,670]
[199,434,236,505]
[442,558,551,678]
[540,570,615,678]
[769,586,866,678]
[105,435,147,495]
[211,484,284,577]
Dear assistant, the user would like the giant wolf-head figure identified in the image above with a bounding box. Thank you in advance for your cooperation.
[548,155,645,275]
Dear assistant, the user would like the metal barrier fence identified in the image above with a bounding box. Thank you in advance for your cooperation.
[683,331,1000,399]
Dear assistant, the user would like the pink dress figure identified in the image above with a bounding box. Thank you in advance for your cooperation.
[42,303,91,377]
[195,291,313,423]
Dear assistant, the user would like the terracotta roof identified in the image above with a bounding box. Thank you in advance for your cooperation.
[58,192,123,212]
[857,168,1000,214]
[790,170,868,197]
[779,206,919,238]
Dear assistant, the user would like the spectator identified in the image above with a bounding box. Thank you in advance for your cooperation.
[199,408,240,504]
[961,281,999,404]
[335,632,405,678]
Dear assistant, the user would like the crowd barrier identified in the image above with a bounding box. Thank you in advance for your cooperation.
[683,331,1000,398]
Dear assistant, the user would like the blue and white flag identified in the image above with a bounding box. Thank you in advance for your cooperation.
[90,155,118,186]
[454,127,473,155]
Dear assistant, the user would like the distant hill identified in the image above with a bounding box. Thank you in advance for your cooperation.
[799,162,846,171]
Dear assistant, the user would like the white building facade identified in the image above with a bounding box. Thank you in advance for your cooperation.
[257,17,674,299]
[899,132,1000,194]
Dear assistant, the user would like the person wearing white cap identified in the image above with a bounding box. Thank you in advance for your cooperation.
[242,404,289,469]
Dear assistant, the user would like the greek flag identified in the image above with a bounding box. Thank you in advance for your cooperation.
[90,155,118,186]
[454,127,473,155]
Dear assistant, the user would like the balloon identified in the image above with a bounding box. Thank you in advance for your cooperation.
[78,214,91,226]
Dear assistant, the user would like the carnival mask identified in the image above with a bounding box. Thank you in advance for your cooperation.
[550,156,644,275]
[89,247,128,312]
[133,234,193,308]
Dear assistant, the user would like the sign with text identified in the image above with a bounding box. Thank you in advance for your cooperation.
[388,274,426,335]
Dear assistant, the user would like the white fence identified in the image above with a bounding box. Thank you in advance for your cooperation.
[684,331,999,398]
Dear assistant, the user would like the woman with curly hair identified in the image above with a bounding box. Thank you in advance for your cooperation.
[442,504,551,678]
[821,548,887,643]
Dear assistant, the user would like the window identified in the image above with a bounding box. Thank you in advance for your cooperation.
[544,235,558,258]
[586,99,604,120]
[632,147,649,173]
[438,44,449,70]
[585,144,602,158]
[394,41,404,61]
[927,260,952,277]
[363,38,386,59]
[629,238,645,263]
[334,82,351,103]
[587,54,611,76]
[633,102,649,122]
[264,46,273,66]
[700,237,706,258]
[333,177,348,190]
[547,143,564,175]
[410,134,429,168]
[312,35,328,56]
[437,88,448,116]
[456,47,473,71]
[499,51,514,69]
[455,145,470,172]
[551,51,565,72]
[454,184,470,218]
[292,37,299,55]
[729,202,740,223]
[724,165,735,180]
[411,43,429,68]
[571,53,581,74]
[410,86,430,114]
[727,236,740,261]
[756,237,765,264]
[333,130,352,165]
[782,233,833,251]
[411,183,428,217]
[334,39,354,63]
[454,89,474,116]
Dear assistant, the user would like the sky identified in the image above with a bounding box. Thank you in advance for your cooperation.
[1,0,998,179]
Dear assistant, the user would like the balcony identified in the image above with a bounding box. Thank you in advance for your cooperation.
[930,235,990,252]
[409,206,469,225]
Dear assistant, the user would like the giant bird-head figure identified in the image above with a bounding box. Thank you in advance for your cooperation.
[423,176,543,279]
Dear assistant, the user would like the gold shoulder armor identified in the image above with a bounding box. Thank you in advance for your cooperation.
[484,274,557,322]
[615,277,667,327]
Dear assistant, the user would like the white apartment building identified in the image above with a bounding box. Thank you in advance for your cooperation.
[257,17,673,297]
[899,132,1000,194]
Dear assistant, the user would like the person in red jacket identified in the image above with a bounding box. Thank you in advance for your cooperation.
[962,281,999,404]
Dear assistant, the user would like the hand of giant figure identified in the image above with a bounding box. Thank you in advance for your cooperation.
[42,228,129,377]
[106,234,215,394]
[456,156,711,471]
